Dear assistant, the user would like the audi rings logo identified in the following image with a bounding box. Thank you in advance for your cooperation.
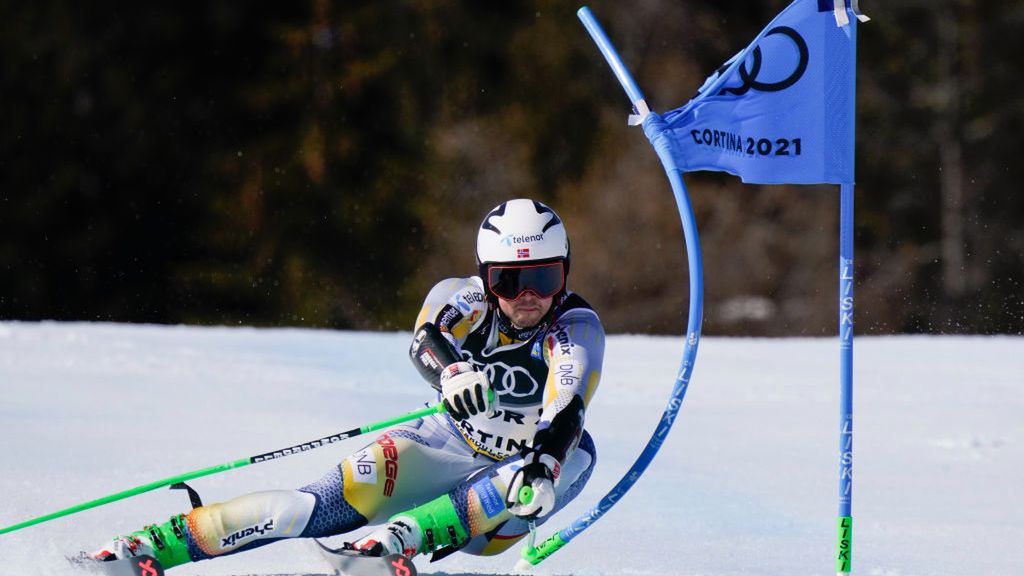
[461,356,539,400]
[487,363,539,399]
[718,26,808,96]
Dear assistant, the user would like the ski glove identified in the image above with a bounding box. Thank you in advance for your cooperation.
[439,361,493,421]
[505,450,559,521]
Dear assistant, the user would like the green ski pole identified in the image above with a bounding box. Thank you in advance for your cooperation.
[0,402,446,536]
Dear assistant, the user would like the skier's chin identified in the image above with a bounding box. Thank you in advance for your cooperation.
[499,296,552,329]
[513,309,542,327]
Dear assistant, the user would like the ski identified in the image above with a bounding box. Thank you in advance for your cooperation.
[67,543,414,576]
[68,554,165,576]
[315,540,417,576]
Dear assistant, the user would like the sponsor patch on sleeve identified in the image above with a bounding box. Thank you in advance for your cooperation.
[472,477,506,518]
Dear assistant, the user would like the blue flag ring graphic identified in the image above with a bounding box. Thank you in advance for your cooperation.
[720,26,809,96]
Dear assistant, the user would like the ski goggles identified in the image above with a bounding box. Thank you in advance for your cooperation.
[486,261,565,301]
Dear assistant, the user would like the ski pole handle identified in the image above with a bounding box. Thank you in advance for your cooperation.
[0,402,446,536]
[518,485,535,505]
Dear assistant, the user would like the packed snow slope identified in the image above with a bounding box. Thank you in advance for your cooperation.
[0,322,1020,576]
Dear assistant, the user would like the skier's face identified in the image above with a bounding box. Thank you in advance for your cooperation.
[497,291,553,329]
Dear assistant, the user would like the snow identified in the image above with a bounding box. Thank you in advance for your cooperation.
[0,321,1021,576]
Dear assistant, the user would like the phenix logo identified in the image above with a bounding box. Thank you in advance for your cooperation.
[500,233,544,246]
[221,519,274,549]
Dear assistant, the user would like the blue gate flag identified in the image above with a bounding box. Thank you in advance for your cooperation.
[655,0,858,185]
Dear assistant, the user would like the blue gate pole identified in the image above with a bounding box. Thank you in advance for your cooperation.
[837,183,854,575]
[513,6,705,570]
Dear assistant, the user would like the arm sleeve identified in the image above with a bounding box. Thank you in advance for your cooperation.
[532,308,605,466]
[409,277,489,390]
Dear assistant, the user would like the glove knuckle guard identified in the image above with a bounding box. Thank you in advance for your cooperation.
[473,384,486,411]
[463,389,478,415]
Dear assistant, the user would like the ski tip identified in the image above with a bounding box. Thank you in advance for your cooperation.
[383,554,417,576]
[129,556,165,576]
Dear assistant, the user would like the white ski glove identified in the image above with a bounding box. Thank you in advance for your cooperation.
[439,361,493,421]
[505,450,559,521]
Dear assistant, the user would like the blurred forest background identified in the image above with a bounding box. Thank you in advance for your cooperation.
[2,1,1021,335]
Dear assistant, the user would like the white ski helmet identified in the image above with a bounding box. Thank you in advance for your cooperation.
[476,199,570,301]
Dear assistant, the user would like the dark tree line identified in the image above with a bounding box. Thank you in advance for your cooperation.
[1,1,1021,335]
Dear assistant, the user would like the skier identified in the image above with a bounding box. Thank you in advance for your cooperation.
[84,198,605,572]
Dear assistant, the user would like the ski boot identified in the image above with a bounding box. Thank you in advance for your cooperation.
[88,514,191,569]
[351,516,423,557]
[320,516,427,576]
[349,491,469,557]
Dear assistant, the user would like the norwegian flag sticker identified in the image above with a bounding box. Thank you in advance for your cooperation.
[517,248,530,259]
